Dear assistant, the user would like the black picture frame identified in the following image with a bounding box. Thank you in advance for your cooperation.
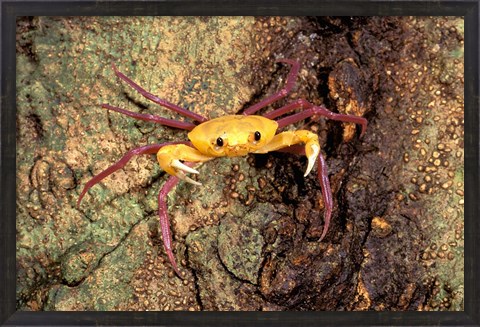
[2,1,478,326]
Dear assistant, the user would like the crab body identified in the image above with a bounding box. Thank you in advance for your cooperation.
[157,115,320,184]
[188,115,278,157]
[77,59,368,278]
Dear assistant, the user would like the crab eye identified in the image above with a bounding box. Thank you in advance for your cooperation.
[216,137,224,147]
[254,131,261,141]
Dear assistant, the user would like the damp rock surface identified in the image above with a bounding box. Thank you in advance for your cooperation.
[16,16,463,311]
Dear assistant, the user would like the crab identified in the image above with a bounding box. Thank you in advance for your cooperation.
[77,59,367,278]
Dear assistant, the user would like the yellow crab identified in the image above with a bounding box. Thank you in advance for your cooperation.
[78,59,367,278]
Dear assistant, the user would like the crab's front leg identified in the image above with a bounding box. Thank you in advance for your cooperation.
[157,144,214,185]
[254,130,320,176]
[156,144,213,277]
[254,130,333,241]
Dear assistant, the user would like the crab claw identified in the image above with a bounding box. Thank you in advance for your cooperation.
[176,170,202,186]
[157,144,213,185]
[171,159,199,175]
[170,159,202,185]
[304,142,320,177]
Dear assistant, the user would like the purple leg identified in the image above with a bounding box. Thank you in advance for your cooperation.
[316,152,332,241]
[263,99,308,120]
[157,160,199,278]
[158,175,182,277]
[111,63,208,123]
[102,104,196,131]
[272,99,367,137]
[280,145,332,241]
[243,59,300,115]
[269,99,366,241]
[77,141,190,206]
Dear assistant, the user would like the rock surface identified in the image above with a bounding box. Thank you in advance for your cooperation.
[16,16,463,311]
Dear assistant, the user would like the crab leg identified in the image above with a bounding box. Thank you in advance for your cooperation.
[102,104,196,130]
[254,130,320,177]
[275,144,332,241]
[266,100,366,241]
[316,151,332,241]
[111,63,208,123]
[243,59,300,115]
[156,144,214,185]
[263,98,309,120]
[158,175,183,277]
[77,142,190,206]
[269,99,367,137]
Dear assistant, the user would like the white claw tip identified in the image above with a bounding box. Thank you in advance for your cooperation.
[304,166,313,177]
[176,171,202,186]
[172,159,199,174]
[304,143,320,177]
[185,176,202,186]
